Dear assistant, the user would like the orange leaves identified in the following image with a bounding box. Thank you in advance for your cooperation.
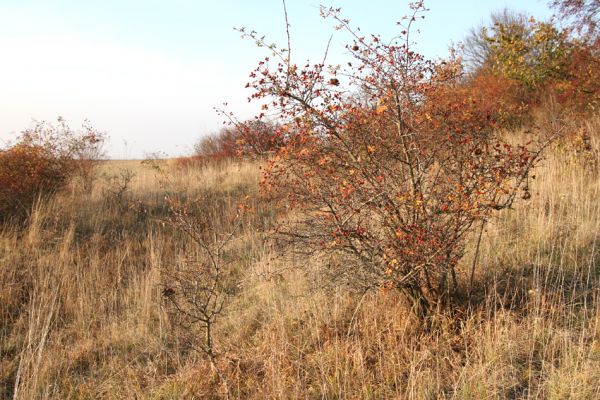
[470,9,600,115]
[375,104,388,115]
[244,2,547,312]
[318,157,330,165]
[339,180,355,199]
[423,72,526,134]
[194,120,285,162]
[548,44,600,113]
[0,119,105,221]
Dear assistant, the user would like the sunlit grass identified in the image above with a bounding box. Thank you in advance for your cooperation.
[1,119,599,399]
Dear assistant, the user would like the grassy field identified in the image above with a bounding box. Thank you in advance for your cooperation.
[1,120,600,399]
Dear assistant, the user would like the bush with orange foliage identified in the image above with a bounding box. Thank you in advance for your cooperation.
[424,72,528,132]
[244,3,557,314]
[0,118,105,221]
[548,43,600,113]
[175,120,286,168]
[195,120,285,160]
[194,126,240,160]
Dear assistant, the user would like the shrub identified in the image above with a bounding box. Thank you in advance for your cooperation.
[0,118,105,221]
[194,126,239,160]
[244,3,556,314]
[423,72,528,131]
[548,42,600,112]
[192,120,285,163]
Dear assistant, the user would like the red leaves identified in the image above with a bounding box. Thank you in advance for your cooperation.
[0,119,105,221]
[193,120,286,162]
[422,73,526,134]
[243,2,546,311]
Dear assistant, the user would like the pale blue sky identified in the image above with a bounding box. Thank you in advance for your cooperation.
[0,1,553,158]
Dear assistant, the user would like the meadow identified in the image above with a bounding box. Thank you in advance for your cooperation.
[3,2,600,397]
[1,117,599,399]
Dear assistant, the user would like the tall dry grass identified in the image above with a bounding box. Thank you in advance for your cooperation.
[1,119,599,399]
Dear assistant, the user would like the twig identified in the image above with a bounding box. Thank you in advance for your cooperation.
[468,219,486,297]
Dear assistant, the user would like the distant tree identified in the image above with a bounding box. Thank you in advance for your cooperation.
[463,9,529,71]
[463,7,600,113]
[464,11,571,91]
[487,18,570,90]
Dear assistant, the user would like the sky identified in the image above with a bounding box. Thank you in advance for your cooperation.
[0,1,554,159]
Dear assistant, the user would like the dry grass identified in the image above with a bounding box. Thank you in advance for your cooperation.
[1,120,599,399]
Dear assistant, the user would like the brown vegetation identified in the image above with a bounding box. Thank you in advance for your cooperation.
[0,122,599,397]
[0,118,105,222]
[174,120,285,169]
[1,1,600,398]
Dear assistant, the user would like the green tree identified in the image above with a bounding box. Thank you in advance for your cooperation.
[483,17,571,90]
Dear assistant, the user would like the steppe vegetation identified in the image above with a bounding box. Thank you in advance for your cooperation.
[1,1,600,398]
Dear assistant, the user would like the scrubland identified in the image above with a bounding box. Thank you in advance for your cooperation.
[1,117,599,399]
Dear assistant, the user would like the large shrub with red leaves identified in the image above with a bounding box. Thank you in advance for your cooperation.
[0,118,105,221]
[242,3,556,314]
